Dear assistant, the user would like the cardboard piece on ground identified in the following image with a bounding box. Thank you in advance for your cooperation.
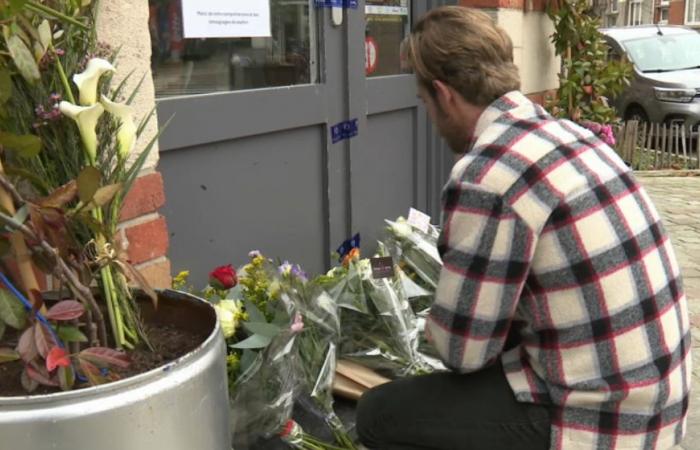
[336,359,391,389]
[333,373,367,401]
[332,359,391,402]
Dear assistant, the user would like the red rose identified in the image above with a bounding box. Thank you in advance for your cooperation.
[209,264,237,290]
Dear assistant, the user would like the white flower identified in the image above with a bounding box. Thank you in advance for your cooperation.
[100,95,136,160]
[214,301,241,339]
[356,258,373,281]
[73,58,115,106]
[391,221,413,239]
[59,101,105,162]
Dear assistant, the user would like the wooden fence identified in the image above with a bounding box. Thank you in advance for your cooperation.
[614,121,700,170]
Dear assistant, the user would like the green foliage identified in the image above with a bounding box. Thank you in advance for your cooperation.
[547,0,633,123]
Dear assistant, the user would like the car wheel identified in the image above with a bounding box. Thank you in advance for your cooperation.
[625,106,649,124]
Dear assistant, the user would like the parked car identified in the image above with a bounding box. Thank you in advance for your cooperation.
[600,25,700,132]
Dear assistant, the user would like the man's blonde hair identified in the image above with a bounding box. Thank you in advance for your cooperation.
[404,6,521,106]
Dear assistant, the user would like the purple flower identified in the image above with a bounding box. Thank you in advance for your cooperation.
[291,264,308,283]
[278,261,293,275]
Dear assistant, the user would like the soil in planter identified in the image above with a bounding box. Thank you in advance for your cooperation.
[0,323,207,397]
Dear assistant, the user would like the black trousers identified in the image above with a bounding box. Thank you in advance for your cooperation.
[356,363,551,450]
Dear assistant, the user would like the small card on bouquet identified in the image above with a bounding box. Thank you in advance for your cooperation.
[370,256,395,279]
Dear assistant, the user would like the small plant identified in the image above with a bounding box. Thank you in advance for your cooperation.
[546,0,633,124]
[0,176,130,391]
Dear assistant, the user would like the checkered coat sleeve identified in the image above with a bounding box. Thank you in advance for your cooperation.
[425,92,691,450]
[427,180,536,372]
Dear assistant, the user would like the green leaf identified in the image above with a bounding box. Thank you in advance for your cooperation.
[230,333,272,349]
[4,31,40,84]
[0,69,11,104]
[243,321,281,339]
[76,166,101,203]
[9,0,29,12]
[57,325,88,343]
[37,19,51,53]
[58,364,75,391]
[12,204,28,225]
[243,299,265,323]
[0,287,26,329]
[0,347,20,363]
[0,131,41,158]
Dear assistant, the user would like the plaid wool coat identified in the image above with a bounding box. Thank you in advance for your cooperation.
[426,91,691,450]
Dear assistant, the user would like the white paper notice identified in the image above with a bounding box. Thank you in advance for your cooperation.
[182,0,271,39]
[407,208,431,234]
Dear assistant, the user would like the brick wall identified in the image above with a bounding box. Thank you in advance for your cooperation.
[118,171,171,288]
[669,0,686,24]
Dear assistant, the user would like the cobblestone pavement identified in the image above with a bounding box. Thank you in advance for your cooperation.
[637,174,700,450]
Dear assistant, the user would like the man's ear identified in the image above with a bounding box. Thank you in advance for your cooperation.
[432,80,454,113]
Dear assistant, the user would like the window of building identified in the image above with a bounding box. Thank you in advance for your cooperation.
[365,0,411,77]
[687,0,700,24]
[606,13,619,27]
[659,7,669,24]
[610,0,619,13]
[627,0,643,25]
[149,0,317,98]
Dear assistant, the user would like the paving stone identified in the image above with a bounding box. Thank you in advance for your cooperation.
[639,175,700,448]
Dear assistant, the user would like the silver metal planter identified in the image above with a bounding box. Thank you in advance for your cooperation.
[0,289,230,450]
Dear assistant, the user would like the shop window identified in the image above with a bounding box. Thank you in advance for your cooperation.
[365,0,411,78]
[149,0,317,98]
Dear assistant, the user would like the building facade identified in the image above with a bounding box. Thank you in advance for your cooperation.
[596,0,700,28]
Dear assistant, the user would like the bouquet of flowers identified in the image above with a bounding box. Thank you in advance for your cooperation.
[383,217,442,295]
[181,253,356,449]
[318,246,435,377]
[276,261,356,449]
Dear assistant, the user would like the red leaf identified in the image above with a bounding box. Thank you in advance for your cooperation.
[78,359,105,386]
[17,327,37,362]
[26,362,58,387]
[34,323,57,358]
[46,346,71,372]
[46,300,85,321]
[79,347,130,369]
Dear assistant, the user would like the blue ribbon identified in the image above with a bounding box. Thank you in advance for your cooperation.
[314,0,359,8]
[0,271,63,348]
[336,233,361,262]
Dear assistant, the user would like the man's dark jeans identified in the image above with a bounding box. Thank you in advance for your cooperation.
[356,363,551,450]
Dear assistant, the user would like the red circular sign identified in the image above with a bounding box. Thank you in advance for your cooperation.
[365,37,378,75]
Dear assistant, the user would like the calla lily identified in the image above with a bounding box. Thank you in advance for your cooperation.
[100,95,136,160]
[73,58,115,106]
[59,101,105,162]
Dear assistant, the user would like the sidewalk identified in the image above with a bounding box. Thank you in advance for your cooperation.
[637,173,700,450]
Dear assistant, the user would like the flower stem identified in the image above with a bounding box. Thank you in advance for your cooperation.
[25,1,89,30]
[51,43,76,105]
